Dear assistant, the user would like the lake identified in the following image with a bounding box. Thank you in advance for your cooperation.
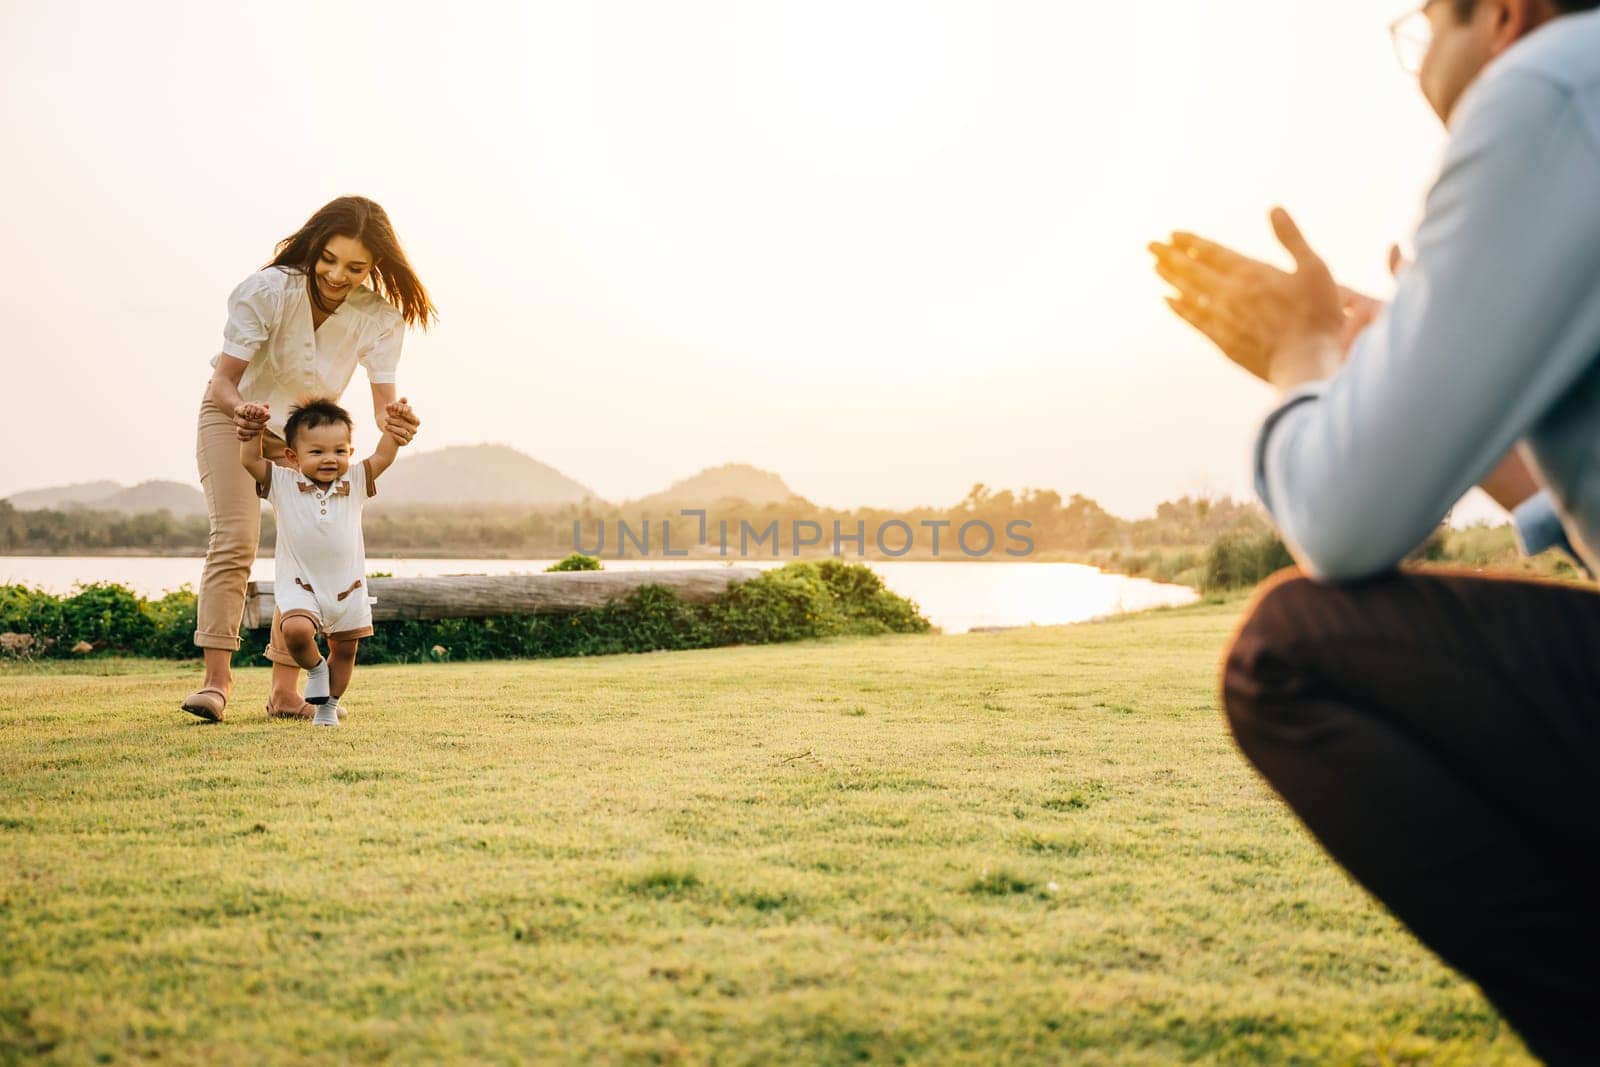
[0,556,1199,635]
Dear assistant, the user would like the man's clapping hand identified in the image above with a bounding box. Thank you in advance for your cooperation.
[1150,208,1369,392]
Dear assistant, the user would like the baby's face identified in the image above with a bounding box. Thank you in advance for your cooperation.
[286,422,354,484]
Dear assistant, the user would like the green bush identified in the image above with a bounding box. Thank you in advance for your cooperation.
[0,561,930,663]
[1405,526,1450,563]
[60,582,154,653]
[705,563,839,644]
[0,584,66,650]
[546,553,603,572]
[1200,523,1452,593]
[0,581,195,657]
[811,557,930,635]
[136,588,199,658]
[1201,531,1294,593]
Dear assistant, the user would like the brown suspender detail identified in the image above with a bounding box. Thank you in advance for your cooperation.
[292,577,362,600]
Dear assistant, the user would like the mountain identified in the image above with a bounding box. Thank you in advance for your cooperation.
[5,480,121,510]
[623,463,806,513]
[100,481,208,518]
[371,444,600,509]
[5,480,206,518]
[4,452,798,518]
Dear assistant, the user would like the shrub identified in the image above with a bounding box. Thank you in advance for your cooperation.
[546,553,603,572]
[60,582,154,653]
[705,564,840,645]
[1,562,930,663]
[252,561,925,664]
[1404,526,1450,563]
[1201,531,1294,593]
[0,584,66,650]
[1201,523,1450,593]
[137,587,199,658]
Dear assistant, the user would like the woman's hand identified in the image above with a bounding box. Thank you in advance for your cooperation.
[383,396,421,446]
[234,401,270,441]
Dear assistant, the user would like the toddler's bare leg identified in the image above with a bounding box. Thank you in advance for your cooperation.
[327,638,359,700]
[280,616,324,671]
[281,614,331,708]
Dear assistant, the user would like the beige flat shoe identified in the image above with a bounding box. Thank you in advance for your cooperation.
[181,687,227,723]
[266,699,315,721]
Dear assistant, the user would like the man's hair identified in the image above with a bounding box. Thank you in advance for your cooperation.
[283,397,355,449]
[1453,0,1600,16]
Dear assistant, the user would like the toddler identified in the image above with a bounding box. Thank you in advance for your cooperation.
[238,395,415,726]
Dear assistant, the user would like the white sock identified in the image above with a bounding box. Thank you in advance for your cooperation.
[305,656,330,702]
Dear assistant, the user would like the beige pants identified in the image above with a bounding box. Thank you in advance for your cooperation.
[193,390,298,666]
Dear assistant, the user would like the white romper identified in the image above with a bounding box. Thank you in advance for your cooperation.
[259,460,380,639]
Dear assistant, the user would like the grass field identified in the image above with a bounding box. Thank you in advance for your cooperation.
[0,595,1537,1065]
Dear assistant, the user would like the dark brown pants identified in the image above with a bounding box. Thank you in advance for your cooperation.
[1221,564,1600,1066]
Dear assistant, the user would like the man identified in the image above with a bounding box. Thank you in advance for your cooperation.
[1149,2,1600,1063]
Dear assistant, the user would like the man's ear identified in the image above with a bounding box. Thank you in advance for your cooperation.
[1491,0,1555,57]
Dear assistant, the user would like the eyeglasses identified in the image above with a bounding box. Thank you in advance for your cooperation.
[1389,0,1449,74]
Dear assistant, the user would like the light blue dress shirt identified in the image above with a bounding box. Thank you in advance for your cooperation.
[1510,489,1585,567]
[1252,9,1600,583]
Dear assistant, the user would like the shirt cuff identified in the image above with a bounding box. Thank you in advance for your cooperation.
[1251,380,1330,519]
[219,340,259,361]
[1511,489,1572,557]
[366,372,397,385]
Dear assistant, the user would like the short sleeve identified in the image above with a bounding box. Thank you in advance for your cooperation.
[257,462,287,502]
[359,314,404,384]
[218,271,284,363]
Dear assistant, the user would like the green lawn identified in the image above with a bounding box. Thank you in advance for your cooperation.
[0,596,1536,1065]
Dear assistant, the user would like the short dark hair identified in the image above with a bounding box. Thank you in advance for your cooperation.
[1453,0,1600,16]
[283,397,355,449]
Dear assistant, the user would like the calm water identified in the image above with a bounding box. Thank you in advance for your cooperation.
[0,556,1198,635]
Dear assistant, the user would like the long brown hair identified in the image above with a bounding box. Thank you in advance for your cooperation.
[265,196,438,330]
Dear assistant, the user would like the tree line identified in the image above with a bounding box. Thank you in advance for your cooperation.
[0,486,1274,560]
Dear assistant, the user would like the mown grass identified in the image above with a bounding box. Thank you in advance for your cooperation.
[0,594,1536,1064]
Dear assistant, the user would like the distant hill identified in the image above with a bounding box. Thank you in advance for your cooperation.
[371,444,600,509]
[624,463,806,513]
[5,479,206,518]
[3,452,805,518]
[6,480,122,510]
[100,481,208,518]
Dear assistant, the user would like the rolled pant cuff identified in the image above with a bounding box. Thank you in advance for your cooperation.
[193,629,243,652]
[262,644,300,667]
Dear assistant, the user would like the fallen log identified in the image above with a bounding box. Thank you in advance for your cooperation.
[244,568,760,627]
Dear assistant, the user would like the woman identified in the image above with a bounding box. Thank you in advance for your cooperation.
[181,196,435,722]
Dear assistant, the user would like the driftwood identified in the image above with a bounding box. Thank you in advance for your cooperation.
[243,568,760,628]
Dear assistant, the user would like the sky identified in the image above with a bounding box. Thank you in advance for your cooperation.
[0,0,1508,522]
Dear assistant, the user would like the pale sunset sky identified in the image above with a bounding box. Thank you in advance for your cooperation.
[0,0,1505,522]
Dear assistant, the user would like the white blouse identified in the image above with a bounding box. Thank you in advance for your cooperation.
[210,265,405,440]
